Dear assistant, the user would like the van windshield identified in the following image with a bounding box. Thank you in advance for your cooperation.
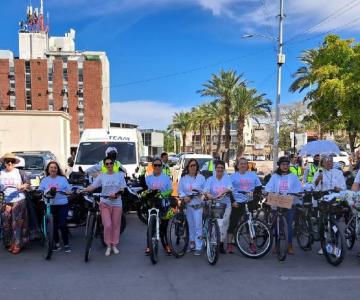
[75,142,137,165]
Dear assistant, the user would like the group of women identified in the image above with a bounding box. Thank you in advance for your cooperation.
[0,149,354,258]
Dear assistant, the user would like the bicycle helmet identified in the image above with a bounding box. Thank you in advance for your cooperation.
[277,156,290,166]
[105,147,118,156]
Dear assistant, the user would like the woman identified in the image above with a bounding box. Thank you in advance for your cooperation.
[265,156,303,255]
[39,161,72,253]
[228,157,262,254]
[178,159,206,256]
[0,153,29,254]
[204,160,232,254]
[81,157,127,256]
[144,157,173,255]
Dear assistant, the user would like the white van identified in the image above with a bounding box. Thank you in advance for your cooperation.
[73,128,143,176]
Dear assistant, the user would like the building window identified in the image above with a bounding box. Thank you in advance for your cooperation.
[26,75,31,89]
[25,61,30,73]
[63,68,68,81]
[38,93,41,97]
[78,68,83,82]
[37,76,41,81]
[9,67,15,74]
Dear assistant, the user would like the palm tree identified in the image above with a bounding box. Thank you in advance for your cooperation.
[198,70,244,162]
[202,101,223,155]
[169,111,191,151]
[289,49,318,93]
[231,86,272,157]
[190,106,208,153]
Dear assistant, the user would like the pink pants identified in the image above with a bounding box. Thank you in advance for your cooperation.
[100,203,122,247]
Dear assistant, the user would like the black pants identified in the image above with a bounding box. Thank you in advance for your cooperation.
[51,204,69,245]
[228,201,259,234]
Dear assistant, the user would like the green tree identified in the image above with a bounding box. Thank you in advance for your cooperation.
[169,111,191,152]
[199,70,244,162]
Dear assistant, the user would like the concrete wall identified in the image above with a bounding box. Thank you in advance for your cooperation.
[0,111,71,168]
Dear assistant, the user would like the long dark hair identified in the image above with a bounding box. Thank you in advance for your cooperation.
[181,158,199,177]
[45,161,65,177]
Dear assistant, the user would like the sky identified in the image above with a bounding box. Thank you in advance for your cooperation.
[1,0,360,129]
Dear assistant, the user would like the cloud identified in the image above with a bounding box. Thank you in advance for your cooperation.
[110,100,190,130]
[47,0,360,38]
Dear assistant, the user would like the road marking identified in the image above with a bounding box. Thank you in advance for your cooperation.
[280,275,360,281]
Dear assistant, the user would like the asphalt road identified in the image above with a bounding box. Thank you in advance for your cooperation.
[1,213,360,300]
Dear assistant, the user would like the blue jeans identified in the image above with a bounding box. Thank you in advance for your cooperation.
[286,207,295,244]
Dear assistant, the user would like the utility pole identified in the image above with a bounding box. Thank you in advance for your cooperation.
[272,0,285,171]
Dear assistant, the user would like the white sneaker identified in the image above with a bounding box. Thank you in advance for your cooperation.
[112,246,119,255]
[318,248,323,255]
[105,247,111,256]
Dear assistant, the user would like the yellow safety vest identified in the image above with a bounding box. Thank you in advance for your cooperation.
[101,160,121,173]
[208,160,214,172]
[289,165,302,180]
[306,164,318,183]
[162,164,171,177]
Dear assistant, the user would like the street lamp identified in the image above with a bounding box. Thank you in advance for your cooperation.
[242,0,285,171]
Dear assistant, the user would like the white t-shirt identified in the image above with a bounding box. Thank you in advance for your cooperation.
[145,173,172,192]
[178,174,206,205]
[91,172,127,207]
[313,168,346,191]
[0,168,26,203]
[265,173,303,195]
[354,171,360,184]
[204,174,232,207]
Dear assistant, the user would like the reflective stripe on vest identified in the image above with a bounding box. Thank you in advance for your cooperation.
[307,164,318,183]
[101,160,121,173]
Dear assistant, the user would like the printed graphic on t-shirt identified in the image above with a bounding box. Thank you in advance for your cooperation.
[239,178,252,191]
[279,178,288,194]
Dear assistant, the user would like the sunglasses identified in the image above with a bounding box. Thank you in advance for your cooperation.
[105,162,114,166]
[153,164,162,167]
[4,160,15,164]
[189,164,197,167]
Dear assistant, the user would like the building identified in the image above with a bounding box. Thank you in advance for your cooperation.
[0,1,110,147]
[141,129,164,156]
[0,110,71,167]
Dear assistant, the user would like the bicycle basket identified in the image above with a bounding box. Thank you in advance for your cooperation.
[210,202,227,219]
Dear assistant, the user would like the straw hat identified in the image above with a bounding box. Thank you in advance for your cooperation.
[0,153,20,164]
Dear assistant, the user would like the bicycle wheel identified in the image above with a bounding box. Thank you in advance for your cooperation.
[321,219,346,266]
[148,214,159,264]
[84,213,96,262]
[206,220,220,265]
[275,215,288,261]
[43,215,54,260]
[295,213,312,251]
[344,216,356,250]
[235,218,272,259]
[166,212,189,258]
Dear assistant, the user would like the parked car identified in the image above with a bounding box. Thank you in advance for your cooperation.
[172,154,213,183]
[139,156,153,167]
[168,152,194,165]
[13,151,55,186]
[255,155,266,161]
[244,154,254,161]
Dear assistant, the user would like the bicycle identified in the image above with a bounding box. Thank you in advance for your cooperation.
[146,190,176,264]
[166,197,189,258]
[344,193,360,250]
[233,191,272,259]
[295,190,346,266]
[39,188,70,260]
[82,189,124,262]
[201,192,229,265]
[166,190,206,258]
[264,192,295,262]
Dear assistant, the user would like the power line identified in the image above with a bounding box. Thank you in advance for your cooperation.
[107,47,274,89]
[285,0,360,45]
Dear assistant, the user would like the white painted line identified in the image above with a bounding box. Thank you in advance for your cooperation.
[280,275,360,281]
